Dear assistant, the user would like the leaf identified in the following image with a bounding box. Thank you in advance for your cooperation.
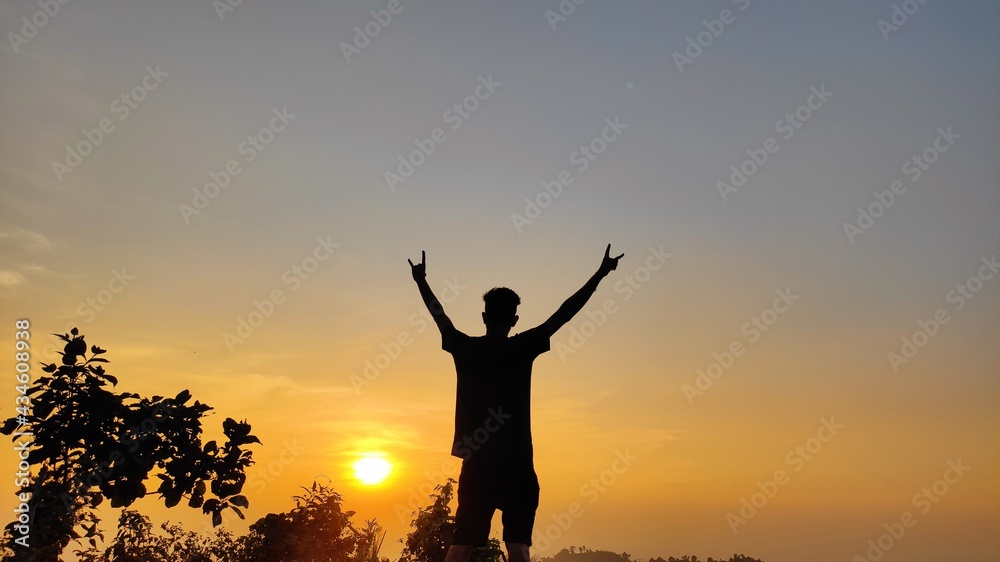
[0,419,19,435]
[175,389,191,404]
[164,489,182,508]
[67,338,87,355]
[34,399,56,420]
[71,327,79,336]
[229,494,248,508]
[212,510,222,527]
[203,498,220,514]
[230,505,245,520]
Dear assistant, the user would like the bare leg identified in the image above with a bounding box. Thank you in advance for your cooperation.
[446,545,475,562]
[506,542,530,562]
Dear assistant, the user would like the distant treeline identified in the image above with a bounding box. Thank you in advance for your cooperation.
[537,546,766,562]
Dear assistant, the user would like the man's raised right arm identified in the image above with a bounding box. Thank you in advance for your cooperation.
[408,250,455,333]
[541,244,624,337]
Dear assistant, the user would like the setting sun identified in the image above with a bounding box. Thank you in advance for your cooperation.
[352,454,393,486]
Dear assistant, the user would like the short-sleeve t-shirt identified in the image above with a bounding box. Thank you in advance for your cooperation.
[442,325,550,465]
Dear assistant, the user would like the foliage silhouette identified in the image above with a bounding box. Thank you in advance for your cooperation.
[354,518,390,562]
[73,479,384,562]
[234,478,365,562]
[399,479,502,562]
[0,328,260,560]
[0,330,770,562]
[54,477,769,562]
[73,508,238,562]
[540,549,766,562]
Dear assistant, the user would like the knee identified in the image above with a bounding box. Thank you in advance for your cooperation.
[446,544,475,562]
[505,542,531,562]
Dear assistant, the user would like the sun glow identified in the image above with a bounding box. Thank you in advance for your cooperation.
[352,453,393,486]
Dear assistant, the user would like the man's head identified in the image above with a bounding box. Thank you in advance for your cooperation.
[482,287,520,333]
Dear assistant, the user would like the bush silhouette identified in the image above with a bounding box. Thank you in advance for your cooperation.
[399,479,502,562]
[0,328,260,560]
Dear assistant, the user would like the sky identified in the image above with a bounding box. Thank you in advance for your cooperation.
[1,1,998,561]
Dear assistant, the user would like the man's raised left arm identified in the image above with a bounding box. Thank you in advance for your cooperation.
[408,250,455,333]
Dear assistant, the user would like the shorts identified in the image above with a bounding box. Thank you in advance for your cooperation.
[453,461,540,546]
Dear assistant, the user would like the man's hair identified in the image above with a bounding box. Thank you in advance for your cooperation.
[482,287,520,325]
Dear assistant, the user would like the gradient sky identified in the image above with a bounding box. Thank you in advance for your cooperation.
[1,2,998,561]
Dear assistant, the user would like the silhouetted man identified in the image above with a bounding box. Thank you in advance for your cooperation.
[407,244,624,562]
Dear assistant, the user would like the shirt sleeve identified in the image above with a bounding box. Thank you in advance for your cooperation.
[441,324,466,353]
[519,325,551,357]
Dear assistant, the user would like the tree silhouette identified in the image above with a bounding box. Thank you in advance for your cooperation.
[353,518,390,562]
[0,328,260,560]
[234,478,362,562]
[78,509,160,562]
[73,508,238,562]
[399,480,502,562]
[541,550,766,562]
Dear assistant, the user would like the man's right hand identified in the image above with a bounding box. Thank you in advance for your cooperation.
[408,250,427,281]
[598,244,624,277]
